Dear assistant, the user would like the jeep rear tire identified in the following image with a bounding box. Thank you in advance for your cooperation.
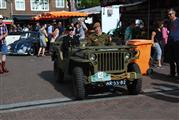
[54,59,64,83]
[72,67,86,100]
[127,63,142,95]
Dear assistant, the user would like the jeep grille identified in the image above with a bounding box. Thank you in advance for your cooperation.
[96,52,125,72]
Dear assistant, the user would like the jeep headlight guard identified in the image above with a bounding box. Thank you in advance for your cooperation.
[89,53,97,61]
[125,53,131,59]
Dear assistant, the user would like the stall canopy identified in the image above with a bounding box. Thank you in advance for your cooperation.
[3,19,13,25]
[78,6,101,15]
[33,11,88,20]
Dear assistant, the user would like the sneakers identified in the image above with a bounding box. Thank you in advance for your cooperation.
[168,74,176,78]
[168,73,179,79]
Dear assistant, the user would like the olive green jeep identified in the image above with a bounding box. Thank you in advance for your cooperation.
[51,42,142,100]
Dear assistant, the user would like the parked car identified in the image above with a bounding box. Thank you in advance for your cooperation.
[5,32,21,46]
[8,32,40,55]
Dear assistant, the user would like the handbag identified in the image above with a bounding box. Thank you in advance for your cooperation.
[45,37,48,42]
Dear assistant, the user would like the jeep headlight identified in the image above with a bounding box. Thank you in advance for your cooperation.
[89,54,97,61]
[125,53,131,59]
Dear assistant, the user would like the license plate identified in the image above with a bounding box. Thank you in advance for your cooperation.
[91,72,111,82]
[106,80,126,86]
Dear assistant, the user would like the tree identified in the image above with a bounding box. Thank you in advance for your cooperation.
[77,0,101,9]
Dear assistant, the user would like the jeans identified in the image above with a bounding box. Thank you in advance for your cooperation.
[152,42,162,62]
[167,41,179,75]
[0,42,8,55]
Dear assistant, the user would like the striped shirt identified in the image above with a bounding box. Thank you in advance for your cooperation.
[0,23,8,41]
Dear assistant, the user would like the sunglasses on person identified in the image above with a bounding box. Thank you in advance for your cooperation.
[168,13,174,16]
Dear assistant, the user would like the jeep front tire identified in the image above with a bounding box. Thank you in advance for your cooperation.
[127,63,142,95]
[72,67,86,100]
[54,59,64,83]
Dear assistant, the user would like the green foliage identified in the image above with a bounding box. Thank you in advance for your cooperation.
[79,0,100,8]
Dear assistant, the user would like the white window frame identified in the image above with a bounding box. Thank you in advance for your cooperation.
[56,0,64,8]
[15,0,25,11]
[30,0,49,11]
[0,0,6,9]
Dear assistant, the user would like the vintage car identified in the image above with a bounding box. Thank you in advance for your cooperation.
[51,41,142,100]
[5,32,21,46]
[8,32,40,55]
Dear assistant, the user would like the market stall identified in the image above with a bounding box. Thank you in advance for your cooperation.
[33,11,88,21]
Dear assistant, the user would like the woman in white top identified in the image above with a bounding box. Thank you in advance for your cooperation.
[51,24,59,43]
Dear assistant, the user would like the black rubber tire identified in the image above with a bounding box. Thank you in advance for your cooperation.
[54,59,64,83]
[28,47,35,56]
[127,63,142,95]
[72,67,86,100]
[147,68,153,75]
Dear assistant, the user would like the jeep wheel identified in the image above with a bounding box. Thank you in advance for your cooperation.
[72,67,86,100]
[54,59,64,83]
[127,63,142,95]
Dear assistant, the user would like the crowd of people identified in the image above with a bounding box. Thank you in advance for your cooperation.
[150,8,179,78]
[123,8,179,78]
[0,8,179,78]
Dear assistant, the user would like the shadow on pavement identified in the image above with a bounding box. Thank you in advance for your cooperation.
[38,70,74,99]
[38,70,130,100]
[145,90,179,103]
[150,71,179,84]
[146,74,179,103]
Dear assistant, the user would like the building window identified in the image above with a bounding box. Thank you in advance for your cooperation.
[15,0,25,11]
[0,0,6,9]
[56,0,64,8]
[30,0,49,11]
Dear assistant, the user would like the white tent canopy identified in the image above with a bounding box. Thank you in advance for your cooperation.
[78,6,101,15]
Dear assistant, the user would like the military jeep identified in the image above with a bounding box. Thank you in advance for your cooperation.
[51,42,142,99]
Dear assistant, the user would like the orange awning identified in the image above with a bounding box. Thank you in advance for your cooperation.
[33,11,88,20]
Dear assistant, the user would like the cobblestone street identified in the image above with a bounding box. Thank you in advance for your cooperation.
[0,56,179,120]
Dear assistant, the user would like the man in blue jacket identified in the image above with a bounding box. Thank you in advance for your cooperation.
[167,8,179,78]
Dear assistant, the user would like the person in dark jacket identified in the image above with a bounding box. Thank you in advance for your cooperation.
[61,26,80,58]
[167,8,179,78]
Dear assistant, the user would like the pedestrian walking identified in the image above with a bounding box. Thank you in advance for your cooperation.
[58,22,64,37]
[51,23,59,43]
[47,23,54,51]
[161,21,169,45]
[151,21,163,67]
[60,26,80,58]
[37,24,48,57]
[124,20,136,45]
[166,8,179,78]
[161,20,169,63]
[78,18,88,41]
[0,15,9,74]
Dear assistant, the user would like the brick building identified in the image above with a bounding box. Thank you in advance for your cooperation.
[0,0,69,21]
[0,0,11,18]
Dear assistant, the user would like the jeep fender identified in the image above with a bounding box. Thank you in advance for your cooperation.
[127,63,142,80]
[69,57,92,75]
